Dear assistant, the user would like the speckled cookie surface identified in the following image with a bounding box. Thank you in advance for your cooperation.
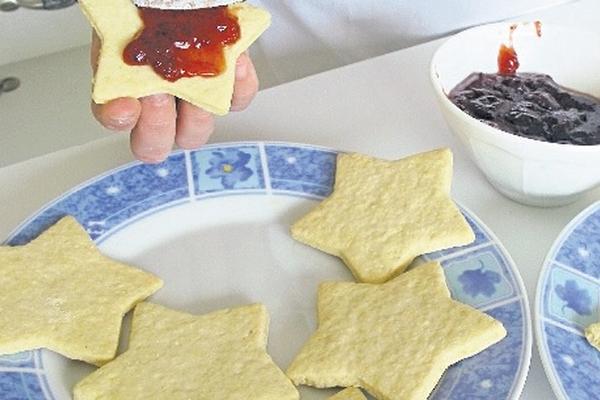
[586,322,600,351]
[291,149,475,283]
[328,387,367,400]
[0,216,162,366]
[79,0,270,115]
[287,261,506,400]
[74,302,299,400]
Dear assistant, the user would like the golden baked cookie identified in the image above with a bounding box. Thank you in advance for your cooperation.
[329,387,367,400]
[74,302,299,399]
[586,322,600,352]
[287,261,506,400]
[0,216,162,365]
[291,149,475,283]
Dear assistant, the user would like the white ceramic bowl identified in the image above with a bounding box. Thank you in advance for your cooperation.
[431,22,600,207]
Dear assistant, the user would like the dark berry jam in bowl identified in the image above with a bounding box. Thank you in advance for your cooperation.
[448,73,600,146]
[430,22,600,207]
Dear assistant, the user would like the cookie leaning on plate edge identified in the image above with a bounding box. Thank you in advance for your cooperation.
[0,216,162,366]
[329,387,367,399]
[0,216,298,399]
[586,323,600,351]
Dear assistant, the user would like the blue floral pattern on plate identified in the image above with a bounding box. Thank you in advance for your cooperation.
[440,247,515,309]
[1,142,531,400]
[191,145,264,194]
[205,150,254,189]
[536,201,600,400]
[555,280,593,316]
[459,265,502,298]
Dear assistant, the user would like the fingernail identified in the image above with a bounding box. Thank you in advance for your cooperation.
[230,93,254,112]
[106,115,136,130]
[135,146,169,163]
[236,56,248,80]
[145,94,171,106]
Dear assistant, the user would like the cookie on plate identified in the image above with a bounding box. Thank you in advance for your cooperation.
[586,322,600,351]
[287,261,506,400]
[329,387,367,400]
[291,149,475,283]
[79,0,271,115]
[74,302,299,399]
[0,216,162,365]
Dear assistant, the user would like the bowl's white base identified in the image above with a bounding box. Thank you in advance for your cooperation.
[489,180,583,208]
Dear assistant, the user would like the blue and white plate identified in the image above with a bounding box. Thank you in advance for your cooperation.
[1,142,531,399]
[536,201,600,400]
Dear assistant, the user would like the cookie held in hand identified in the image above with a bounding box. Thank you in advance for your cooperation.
[79,0,270,115]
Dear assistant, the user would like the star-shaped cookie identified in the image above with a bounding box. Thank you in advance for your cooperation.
[586,322,600,351]
[329,387,367,400]
[74,302,299,399]
[287,261,506,400]
[79,0,271,115]
[291,149,475,283]
[0,216,162,366]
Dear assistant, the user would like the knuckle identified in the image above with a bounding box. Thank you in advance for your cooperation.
[142,118,174,133]
[187,109,214,126]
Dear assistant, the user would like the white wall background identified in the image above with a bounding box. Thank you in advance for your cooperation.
[0,0,585,167]
[0,6,90,65]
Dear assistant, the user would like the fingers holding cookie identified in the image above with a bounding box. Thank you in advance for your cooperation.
[230,52,259,112]
[130,94,178,163]
[90,32,142,133]
[175,100,216,150]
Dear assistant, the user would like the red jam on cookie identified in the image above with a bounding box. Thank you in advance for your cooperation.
[123,6,241,81]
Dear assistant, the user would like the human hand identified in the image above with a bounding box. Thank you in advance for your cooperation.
[89,32,259,163]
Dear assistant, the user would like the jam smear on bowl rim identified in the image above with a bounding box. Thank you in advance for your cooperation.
[123,5,241,81]
[497,44,519,76]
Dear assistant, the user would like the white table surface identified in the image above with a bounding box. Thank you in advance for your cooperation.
[1,0,600,398]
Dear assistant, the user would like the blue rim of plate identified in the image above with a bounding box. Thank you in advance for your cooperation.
[535,201,600,400]
[1,141,531,400]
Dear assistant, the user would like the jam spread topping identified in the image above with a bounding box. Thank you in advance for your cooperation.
[448,73,600,145]
[123,6,241,81]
